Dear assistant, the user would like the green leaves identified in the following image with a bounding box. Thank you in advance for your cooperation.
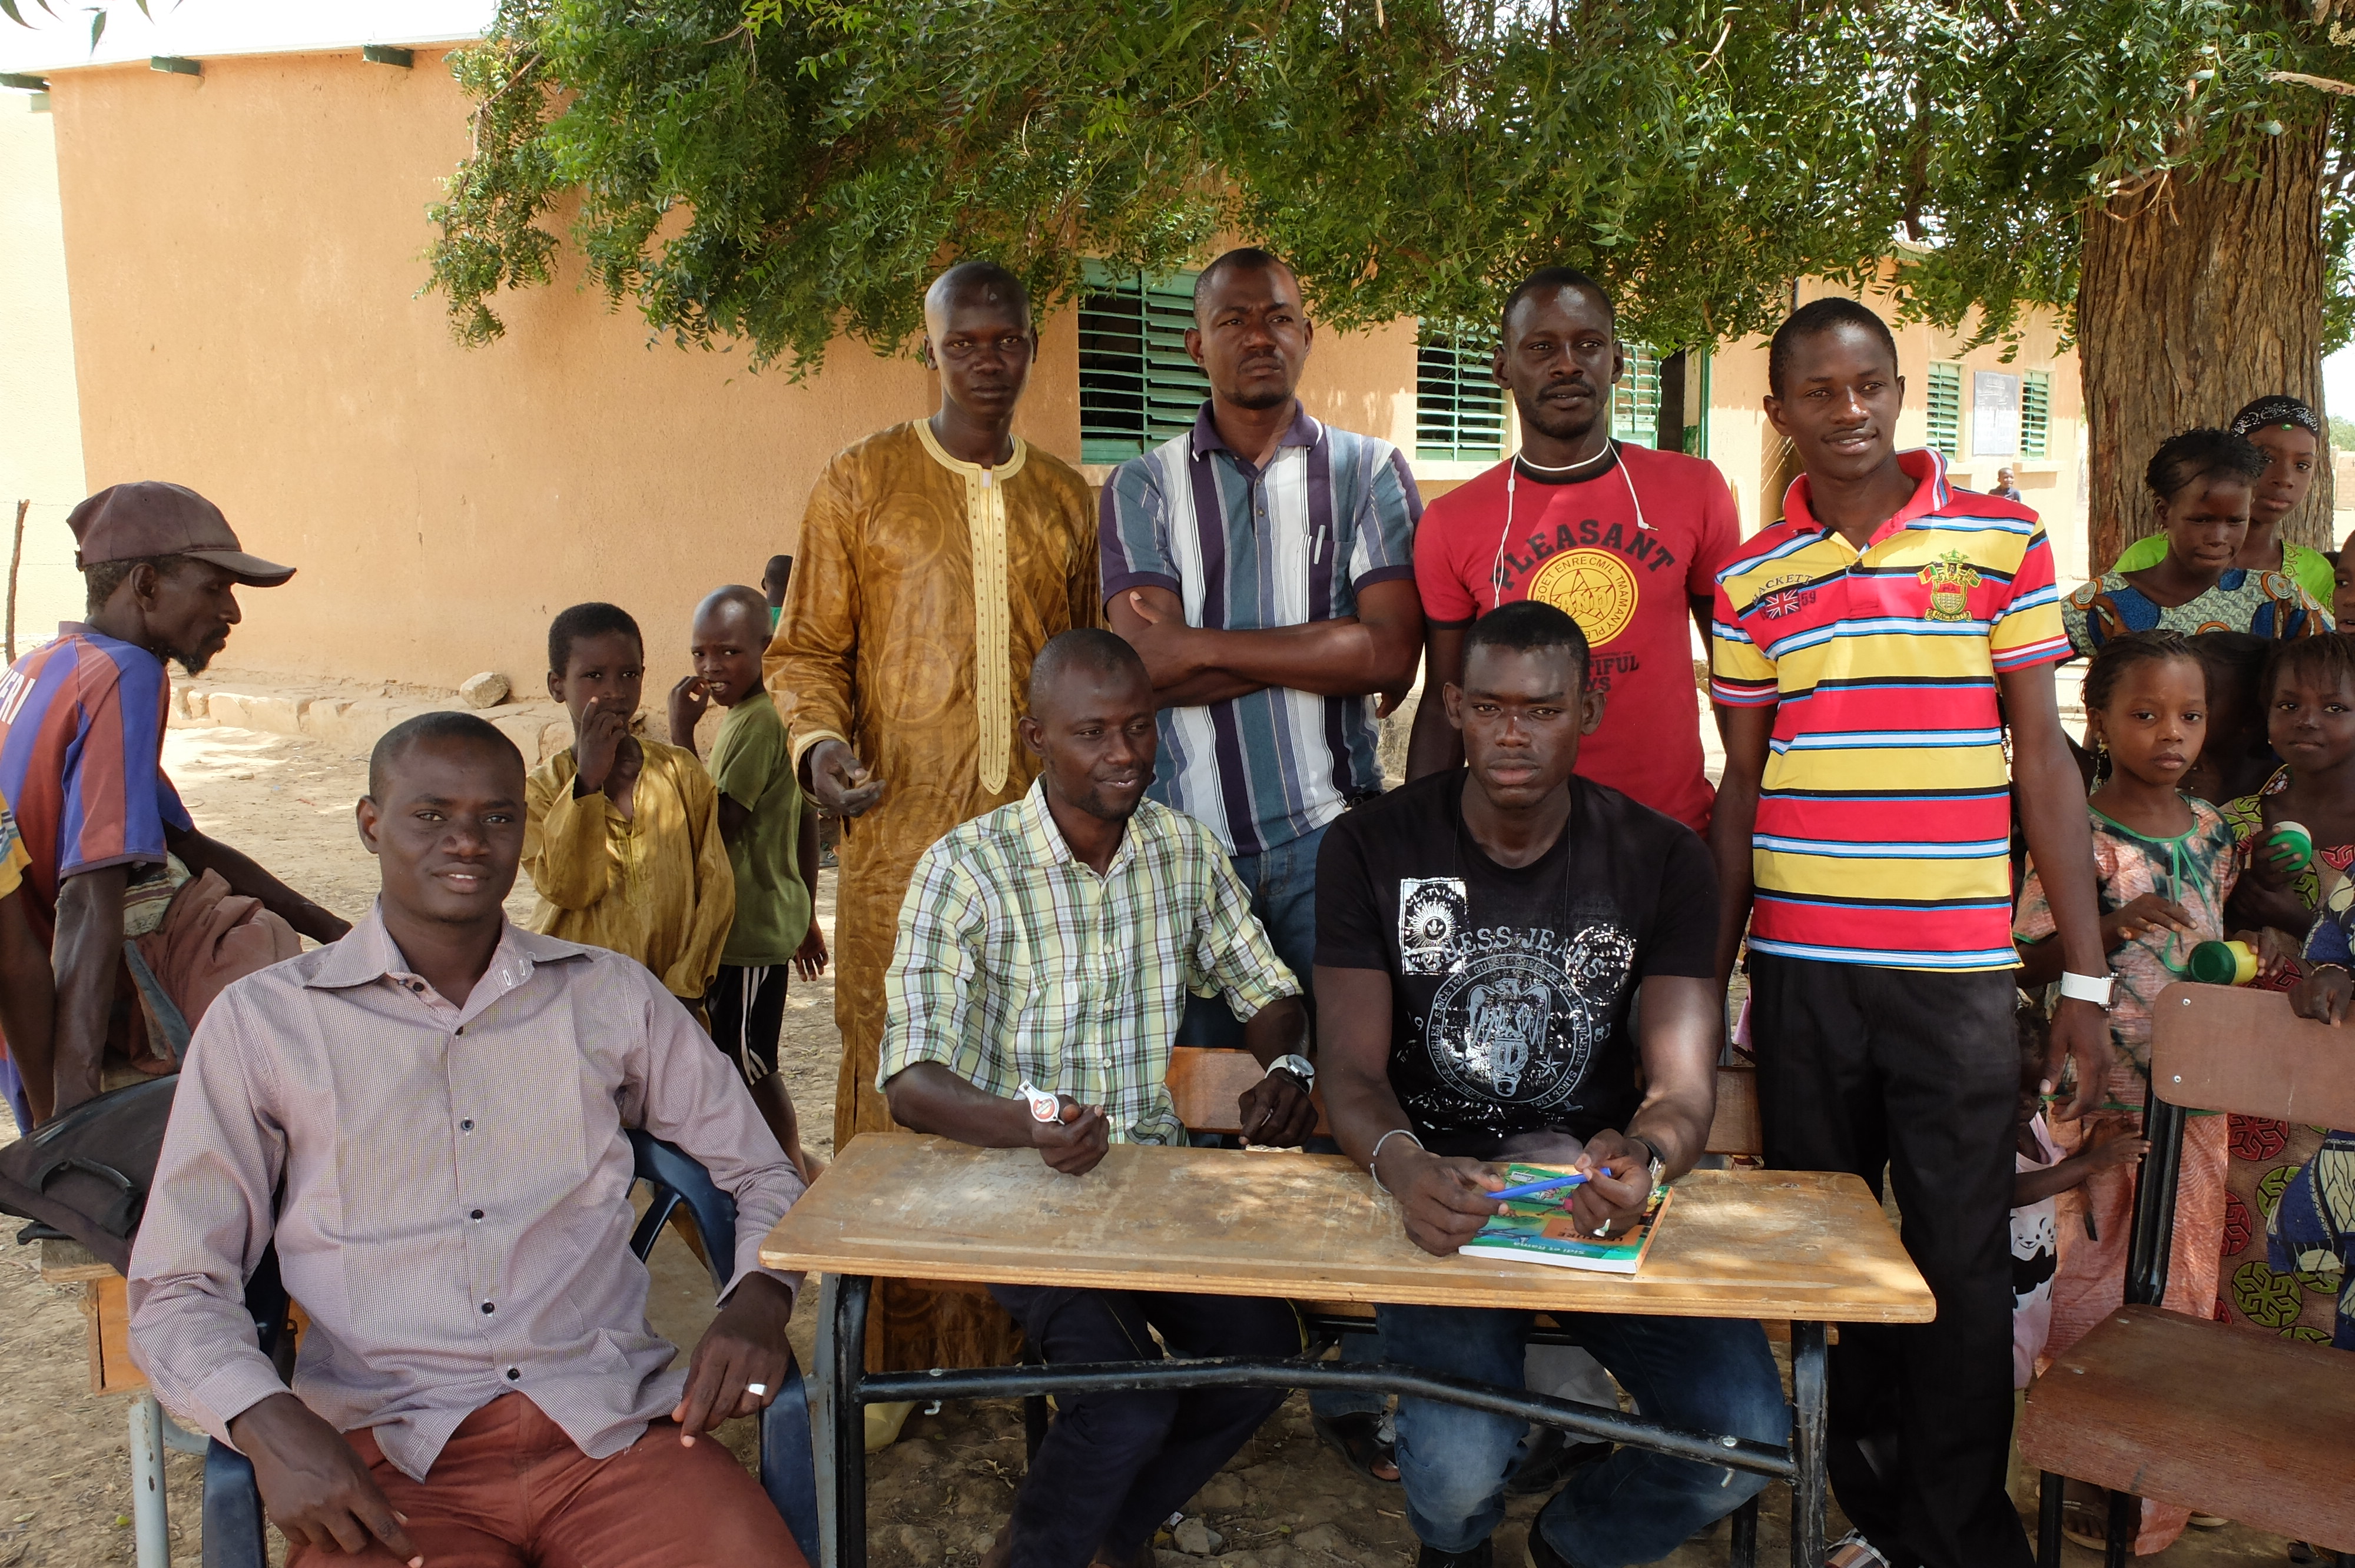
[422,0,2355,370]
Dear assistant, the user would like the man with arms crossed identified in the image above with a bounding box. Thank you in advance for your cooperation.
[1100,245,1424,1032]
[1710,298,2111,1568]
[129,713,806,1567]
[882,630,1313,1568]
[1321,600,1785,1568]
[1405,268,1740,833]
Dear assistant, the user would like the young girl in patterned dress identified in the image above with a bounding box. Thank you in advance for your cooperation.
[2015,630,2249,1553]
[2222,635,2355,1360]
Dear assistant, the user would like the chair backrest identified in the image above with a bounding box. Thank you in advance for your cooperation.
[1166,1047,1331,1137]
[1165,1048,1765,1157]
[2132,982,2355,1311]
[628,1130,737,1294]
[1707,1063,1763,1157]
[2151,982,2355,1125]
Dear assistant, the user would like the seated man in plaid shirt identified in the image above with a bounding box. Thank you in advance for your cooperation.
[882,628,1312,1568]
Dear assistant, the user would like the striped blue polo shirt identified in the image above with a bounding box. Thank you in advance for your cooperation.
[1100,403,1422,858]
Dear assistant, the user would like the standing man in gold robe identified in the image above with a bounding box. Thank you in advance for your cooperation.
[766,261,1097,1383]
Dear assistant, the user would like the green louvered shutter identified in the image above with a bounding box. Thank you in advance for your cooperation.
[1610,343,1664,449]
[2021,371,2051,460]
[1079,268,1212,464]
[1415,324,1507,461]
[1926,364,1962,457]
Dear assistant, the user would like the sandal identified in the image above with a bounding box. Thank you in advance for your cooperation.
[2061,1498,2109,1553]
[1311,1410,1401,1483]
[1825,1532,1892,1568]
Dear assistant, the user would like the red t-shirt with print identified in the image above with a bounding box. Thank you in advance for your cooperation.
[1413,445,1742,831]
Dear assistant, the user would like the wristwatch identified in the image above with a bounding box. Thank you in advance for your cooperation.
[1626,1133,1667,1191]
[1268,1054,1316,1092]
[2058,971,2114,1007]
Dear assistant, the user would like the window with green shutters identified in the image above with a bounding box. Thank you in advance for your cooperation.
[1926,363,1962,457]
[1079,268,1212,464]
[1609,344,1664,449]
[1415,324,1507,461]
[2022,370,2051,460]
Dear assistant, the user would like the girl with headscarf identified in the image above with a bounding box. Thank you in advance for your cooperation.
[2065,428,2331,657]
[2111,395,2331,601]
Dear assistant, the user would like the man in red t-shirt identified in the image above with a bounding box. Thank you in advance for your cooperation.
[1405,268,1741,831]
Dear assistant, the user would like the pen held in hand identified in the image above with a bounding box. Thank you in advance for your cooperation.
[1489,1172,1591,1202]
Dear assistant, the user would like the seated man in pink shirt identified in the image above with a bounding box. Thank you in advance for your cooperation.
[128,712,807,1568]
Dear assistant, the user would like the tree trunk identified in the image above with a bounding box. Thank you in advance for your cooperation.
[2078,110,2335,573]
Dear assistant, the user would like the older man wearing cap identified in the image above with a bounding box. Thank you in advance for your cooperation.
[0,481,350,1127]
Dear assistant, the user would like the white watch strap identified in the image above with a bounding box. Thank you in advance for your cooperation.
[2058,971,2114,1006]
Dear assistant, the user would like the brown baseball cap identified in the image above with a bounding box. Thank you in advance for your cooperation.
[67,481,294,588]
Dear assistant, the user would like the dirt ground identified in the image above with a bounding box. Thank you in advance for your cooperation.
[0,722,2314,1567]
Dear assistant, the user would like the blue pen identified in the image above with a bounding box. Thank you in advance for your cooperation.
[1490,1172,1590,1202]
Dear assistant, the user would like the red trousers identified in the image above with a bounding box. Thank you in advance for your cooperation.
[286,1394,806,1568]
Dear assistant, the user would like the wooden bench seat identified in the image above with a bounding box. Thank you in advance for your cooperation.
[2019,1304,2355,1551]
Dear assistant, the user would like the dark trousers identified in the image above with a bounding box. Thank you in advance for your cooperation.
[987,1284,1298,1568]
[703,964,788,1082]
[1747,953,2030,1568]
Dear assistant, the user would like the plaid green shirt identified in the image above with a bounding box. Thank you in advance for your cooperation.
[880,781,1299,1145]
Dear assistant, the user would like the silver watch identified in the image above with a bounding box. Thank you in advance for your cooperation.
[1628,1134,1666,1190]
[1268,1054,1316,1091]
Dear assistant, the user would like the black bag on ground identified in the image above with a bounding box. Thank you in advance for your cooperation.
[0,1076,177,1271]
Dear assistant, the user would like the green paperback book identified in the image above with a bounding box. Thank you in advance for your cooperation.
[1457,1162,1672,1275]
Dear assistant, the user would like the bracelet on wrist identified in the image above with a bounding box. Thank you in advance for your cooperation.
[1368,1128,1423,1195]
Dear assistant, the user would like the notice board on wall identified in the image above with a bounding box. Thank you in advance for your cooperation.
[1973,371,2020,457]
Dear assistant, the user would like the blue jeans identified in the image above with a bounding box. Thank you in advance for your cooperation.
[1375,1303,1786,1567]
[1175,818,1326,1049]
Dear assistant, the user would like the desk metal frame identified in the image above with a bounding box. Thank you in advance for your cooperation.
[815,1274,1830,1568]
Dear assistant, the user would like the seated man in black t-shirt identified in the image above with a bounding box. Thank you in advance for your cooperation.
[1318,600,1786,1568]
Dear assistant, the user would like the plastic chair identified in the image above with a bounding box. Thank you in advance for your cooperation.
[200,1132,820,1566]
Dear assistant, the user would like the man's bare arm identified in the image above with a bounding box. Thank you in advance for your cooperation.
[1624,974,1722,1178]
[1708,704,1775,988]
[167,826,350,945]
[883,1061,1112,1175]
[0,889,57,1122]
[1404,624,1468,781]
[1318,964,1505,1257]
[1109,580,1424,710]
[1999,662,2114,1117]
[50,865,128,1115]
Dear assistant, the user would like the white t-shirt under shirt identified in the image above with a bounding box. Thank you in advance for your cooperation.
[1315,770,1719,1157]
[1412,446,1743,832]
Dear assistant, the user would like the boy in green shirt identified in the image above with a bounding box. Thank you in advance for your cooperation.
[671,584,827,1179]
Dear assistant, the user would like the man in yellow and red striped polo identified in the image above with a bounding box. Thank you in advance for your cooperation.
[1709,298,2112,1568]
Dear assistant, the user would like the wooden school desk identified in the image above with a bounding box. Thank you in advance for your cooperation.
[761,1134,1934,1568]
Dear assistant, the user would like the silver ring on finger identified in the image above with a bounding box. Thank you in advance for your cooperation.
[1597,1218,1613,1238]
[744,1382,768,1398]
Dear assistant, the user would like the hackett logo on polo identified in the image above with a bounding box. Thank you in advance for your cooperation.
[1759,588,1816,620]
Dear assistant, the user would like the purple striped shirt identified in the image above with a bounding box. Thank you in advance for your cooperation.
[1099,403,1421,857]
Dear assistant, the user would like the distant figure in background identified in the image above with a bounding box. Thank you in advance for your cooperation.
[762,554,794,632]
[2110,396,2334,603]
[1990,466,2023,502]
[0,481,347,1128]
[2063,429,2328,657]
[671,586,827,1181]
[527,602,734,1011]
[765,260,1096,1393]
